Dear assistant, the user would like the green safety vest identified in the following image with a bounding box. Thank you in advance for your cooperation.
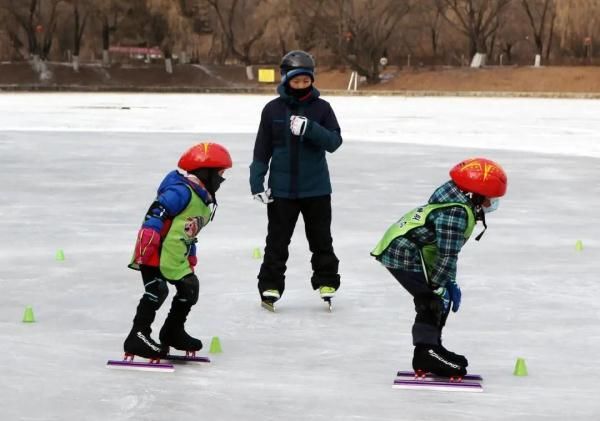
[130,185,213,281]
[371,203,476,275]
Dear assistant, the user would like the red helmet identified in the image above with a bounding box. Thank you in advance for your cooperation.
[178,142,232,171]
[449,158,507,197]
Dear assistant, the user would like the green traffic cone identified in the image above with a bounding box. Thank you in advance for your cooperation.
[55,249,65,261]
[22,306,35,323]
[513,357,528,376]
[209,336,222,353]
[575,240,583,251]
[252,247,262,259]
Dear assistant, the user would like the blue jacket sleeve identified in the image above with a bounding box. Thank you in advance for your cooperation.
[249,107,273,195]
[142,185,191,231]
[303,105,343,153]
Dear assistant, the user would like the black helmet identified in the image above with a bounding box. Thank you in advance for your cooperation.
[280,50,315,84]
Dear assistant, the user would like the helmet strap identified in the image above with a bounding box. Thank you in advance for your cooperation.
[474,207,487,241]
[469,193,488,241]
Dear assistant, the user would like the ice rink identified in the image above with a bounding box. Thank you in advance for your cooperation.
[1,93,599,420]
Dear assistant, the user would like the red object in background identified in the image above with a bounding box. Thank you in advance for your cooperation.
[36,25,44,34]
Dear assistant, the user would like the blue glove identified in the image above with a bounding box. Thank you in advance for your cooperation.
[447,280,461,312]
[433,280,461,313]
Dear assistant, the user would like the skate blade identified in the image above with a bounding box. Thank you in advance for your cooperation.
[165,354,211,363]
[397,371,483,382]
[106,359,174,372]
[261,300,276,312]
[392,378,482,392]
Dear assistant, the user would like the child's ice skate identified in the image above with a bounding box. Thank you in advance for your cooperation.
[123,329,165,360]
[160,326,203,354]
[261,289,280,312]
[438,341,469,367]
[412,344,467,379]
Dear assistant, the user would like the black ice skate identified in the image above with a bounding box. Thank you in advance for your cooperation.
[123,329,165,360]
[160,326,203,353]
[261,289,280,312]
[438,342,469,367]
[160,300,203,353]
[412,344,467,379]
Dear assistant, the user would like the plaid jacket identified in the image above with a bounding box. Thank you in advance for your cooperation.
[378,181,475,288]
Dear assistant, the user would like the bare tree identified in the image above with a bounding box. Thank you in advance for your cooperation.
[62,0,91,71]
[288,0,327,54]
[319,0,412,83]
[206,0,272,74]
[94,0,130,66]
[0,0,64,61]
[417,0,445,59]
[435,0,512,60]
[0,7,27,59]
[494,3,531,64]
[521,0,556,61]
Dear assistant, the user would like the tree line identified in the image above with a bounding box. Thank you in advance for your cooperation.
[0,0,597,82]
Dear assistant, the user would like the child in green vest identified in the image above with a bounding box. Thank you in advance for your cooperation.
[371,158,507,377]
[123,142,232,360]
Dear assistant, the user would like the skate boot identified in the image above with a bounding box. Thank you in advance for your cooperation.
[123,328,164,359]
[159,326,203,353]
[319,286,335,311]
[412,344,467,378]
[123,298,165,359]
[159,300,202,353]
[261,289,280,312]
[438,341,469,367]
[319,286,336,299]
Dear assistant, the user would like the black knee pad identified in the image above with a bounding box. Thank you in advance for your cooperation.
[174,274,199,305]
[144,276,169,307]
[156,281,169,306]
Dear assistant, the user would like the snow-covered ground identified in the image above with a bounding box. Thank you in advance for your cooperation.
[0,93,598,420]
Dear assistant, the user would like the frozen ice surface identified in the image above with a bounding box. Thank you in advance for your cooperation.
[0,94,599,420]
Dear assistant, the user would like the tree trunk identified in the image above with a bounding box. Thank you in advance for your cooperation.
[102,50,110,66]
[245,65,254,80]
[545,12,556,61]
[73,55,80,72]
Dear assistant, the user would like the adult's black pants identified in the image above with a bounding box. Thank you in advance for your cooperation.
[257,195,340,296]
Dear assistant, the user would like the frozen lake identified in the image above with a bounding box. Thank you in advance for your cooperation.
[0,93,599,420]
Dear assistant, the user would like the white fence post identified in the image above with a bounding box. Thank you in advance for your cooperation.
[347,71,358,91]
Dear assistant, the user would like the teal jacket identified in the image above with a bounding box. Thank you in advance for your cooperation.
[249,85,342,198]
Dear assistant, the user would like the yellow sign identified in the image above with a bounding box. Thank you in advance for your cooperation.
[258,68,276,83]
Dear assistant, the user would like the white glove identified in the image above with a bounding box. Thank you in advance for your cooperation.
[253,188,273,204]
[290,115,308,136]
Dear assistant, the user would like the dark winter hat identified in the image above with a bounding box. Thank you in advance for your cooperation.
[280,50,315,84]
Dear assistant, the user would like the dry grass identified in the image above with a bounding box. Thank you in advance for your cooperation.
[316,66,600,93]
[1,62,600,95]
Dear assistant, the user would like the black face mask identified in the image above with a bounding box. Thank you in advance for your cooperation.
[191,168,225,196]
[286,85,312,99]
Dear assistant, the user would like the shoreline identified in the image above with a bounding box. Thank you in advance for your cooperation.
[1,84,599,99]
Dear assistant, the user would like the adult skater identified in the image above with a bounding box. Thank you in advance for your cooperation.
[249,50,342,311]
